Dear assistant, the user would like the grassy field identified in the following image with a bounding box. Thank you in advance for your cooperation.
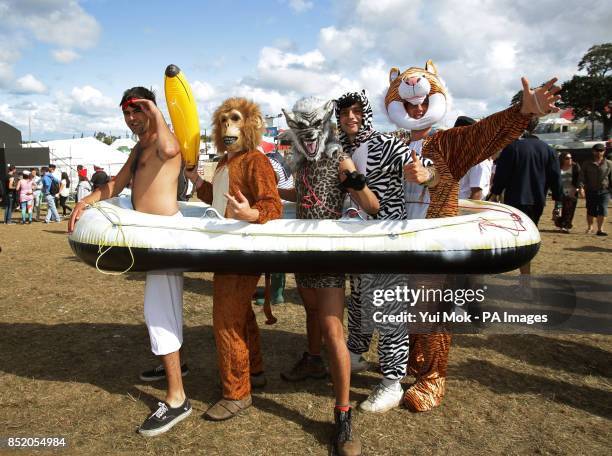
[0,201,610,455]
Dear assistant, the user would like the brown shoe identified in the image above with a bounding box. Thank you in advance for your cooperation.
[280,352,327,382]
[204,395,252,421]
[333,408,362,456]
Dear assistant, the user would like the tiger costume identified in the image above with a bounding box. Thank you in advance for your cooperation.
[384,60,532,412]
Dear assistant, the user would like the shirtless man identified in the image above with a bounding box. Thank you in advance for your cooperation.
[68,87,190,437]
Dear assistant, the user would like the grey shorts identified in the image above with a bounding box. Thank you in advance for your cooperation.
[586,190,610,217]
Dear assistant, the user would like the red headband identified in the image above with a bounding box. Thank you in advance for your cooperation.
[121,97,141,110]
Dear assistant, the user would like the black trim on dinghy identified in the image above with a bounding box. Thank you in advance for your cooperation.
[69,239,540,274]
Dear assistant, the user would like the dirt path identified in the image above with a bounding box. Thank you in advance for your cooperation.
[0,201,610,455]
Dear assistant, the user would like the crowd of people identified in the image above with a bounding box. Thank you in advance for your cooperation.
[2,70,609,456]
[0,163,112,225]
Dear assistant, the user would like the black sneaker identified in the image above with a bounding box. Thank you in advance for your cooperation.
[139,363,189,382]
[138,399,192,437]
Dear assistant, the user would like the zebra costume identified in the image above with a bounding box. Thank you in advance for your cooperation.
[336,90,431,380]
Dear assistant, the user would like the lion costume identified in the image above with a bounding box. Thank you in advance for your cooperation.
[384,60,531,411]
[195,98,281,408]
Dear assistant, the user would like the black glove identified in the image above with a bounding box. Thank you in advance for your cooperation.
[338,170,366,191]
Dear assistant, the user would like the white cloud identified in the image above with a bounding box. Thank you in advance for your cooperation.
[0,61,13,86]
[0,33,24,86]
[354,0,423,25]
[52,49,80,63]
[13,74,47,94]
[252,47,346,95]
[0,102,17,123]
[287,0,313,13]
[191,80,216,102]
[258,47,325,71]
[234,85,293,117]
[0,88,126,140]
[0,1,100,93]
[309,0,611,125]
[69,85,115,117]
[1,0,101,49]
[318,26,375,63]
[2,0,610,140]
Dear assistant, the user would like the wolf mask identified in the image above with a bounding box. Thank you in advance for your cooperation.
[281,97,341,165]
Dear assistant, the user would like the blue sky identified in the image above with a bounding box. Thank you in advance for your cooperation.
[1,0,610,140]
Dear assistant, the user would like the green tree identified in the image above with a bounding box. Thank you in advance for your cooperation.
[94,131,119,145]
[560,43,612,140]
[578,43,611,77]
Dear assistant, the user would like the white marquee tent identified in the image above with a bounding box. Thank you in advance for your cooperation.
[26,137,129,182]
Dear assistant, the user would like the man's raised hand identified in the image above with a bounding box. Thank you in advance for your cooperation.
[520,77,561,117]
[131,99,162,121]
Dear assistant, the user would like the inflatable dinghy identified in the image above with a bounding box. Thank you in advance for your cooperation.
[68,197,540,274]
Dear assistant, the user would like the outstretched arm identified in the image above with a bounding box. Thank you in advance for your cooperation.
[428,77,561,180]
[68,149,136,232]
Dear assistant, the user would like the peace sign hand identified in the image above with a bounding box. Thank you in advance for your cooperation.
[224,190,259,222]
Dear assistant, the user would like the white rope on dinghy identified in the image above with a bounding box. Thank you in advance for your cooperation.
[91,202,136,275]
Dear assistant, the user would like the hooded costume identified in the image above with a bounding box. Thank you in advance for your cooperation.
[384,60,531,411]
[336,90,433,384]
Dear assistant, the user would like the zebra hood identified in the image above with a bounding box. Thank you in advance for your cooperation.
[334,90,375,155]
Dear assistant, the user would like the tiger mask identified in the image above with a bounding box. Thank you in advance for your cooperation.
[384,59,449,131]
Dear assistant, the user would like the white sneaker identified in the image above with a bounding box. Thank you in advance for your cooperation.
[359,382,403,413]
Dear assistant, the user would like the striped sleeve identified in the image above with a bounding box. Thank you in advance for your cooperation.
[426,104,530,181]
[268,157,294,189]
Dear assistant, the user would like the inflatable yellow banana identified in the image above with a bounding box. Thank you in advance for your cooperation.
[164,64,201,168]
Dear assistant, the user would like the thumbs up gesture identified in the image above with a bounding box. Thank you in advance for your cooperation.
[404,150,431,184]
